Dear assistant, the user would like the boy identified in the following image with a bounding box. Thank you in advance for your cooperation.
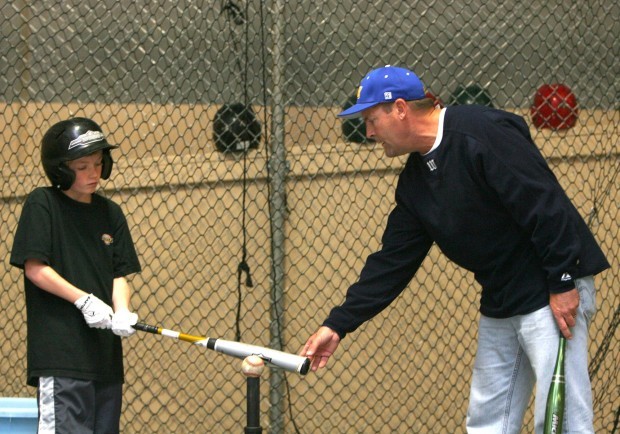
[10,117,142,434]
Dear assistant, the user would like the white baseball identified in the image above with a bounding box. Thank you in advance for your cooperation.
[242,355,265,377]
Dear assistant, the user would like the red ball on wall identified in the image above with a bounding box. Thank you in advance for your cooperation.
[531,83,579,130]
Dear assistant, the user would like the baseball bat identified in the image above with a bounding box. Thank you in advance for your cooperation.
[132,321,311,375]
[543,334,566,434]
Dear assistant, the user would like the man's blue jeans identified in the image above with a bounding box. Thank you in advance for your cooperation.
[466,276,596,434]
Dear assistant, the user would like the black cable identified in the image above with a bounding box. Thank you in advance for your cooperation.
[223,0,254,343]
[221,0,245,25]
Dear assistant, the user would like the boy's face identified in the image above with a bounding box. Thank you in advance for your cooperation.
[64,150,104,203]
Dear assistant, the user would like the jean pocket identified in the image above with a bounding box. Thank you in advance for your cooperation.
[576,276,596,322]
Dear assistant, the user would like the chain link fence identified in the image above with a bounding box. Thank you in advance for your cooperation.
[1,1,618,432]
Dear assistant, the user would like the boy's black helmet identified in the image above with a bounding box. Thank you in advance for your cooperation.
[41,117,117,190]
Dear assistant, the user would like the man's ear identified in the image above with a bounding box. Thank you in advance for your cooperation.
[394,98,408,119]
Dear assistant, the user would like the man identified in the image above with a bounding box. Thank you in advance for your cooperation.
[300,65,609,433]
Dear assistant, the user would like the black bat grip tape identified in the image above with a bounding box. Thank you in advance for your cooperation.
[133,322,158,333]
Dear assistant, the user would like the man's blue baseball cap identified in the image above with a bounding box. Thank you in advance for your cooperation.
[338,65,426,119]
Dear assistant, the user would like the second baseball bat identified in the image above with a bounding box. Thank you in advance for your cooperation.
[543,334,566,434]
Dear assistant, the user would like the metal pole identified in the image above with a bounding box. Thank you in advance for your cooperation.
[268,0,288,432]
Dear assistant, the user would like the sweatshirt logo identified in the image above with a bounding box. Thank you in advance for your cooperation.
[426,159,437,171]
[560,272,572,282]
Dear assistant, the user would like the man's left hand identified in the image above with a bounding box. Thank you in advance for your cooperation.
[549,288,580,339]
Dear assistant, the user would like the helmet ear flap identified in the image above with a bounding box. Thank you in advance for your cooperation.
[101,150,113,180]
[55,163,75,191]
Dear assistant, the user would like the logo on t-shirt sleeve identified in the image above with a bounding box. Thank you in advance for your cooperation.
[101,234,114,246]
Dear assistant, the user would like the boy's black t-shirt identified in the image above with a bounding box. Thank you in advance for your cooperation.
[10,187,141,386]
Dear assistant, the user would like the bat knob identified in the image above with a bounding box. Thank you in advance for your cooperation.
[299,358,311,375]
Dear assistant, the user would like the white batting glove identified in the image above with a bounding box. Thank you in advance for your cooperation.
[112,309,139,337]
[74,294,114,329]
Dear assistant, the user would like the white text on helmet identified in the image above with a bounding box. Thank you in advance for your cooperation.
[68,130,105,150]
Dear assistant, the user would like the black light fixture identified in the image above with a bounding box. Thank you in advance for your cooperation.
[213,103,261,153]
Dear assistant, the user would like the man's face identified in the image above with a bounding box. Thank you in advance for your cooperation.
[362,103,407,158]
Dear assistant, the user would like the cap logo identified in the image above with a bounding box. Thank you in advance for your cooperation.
[357,86,363,99]
[68,130,105,150]
[384,91,392,100]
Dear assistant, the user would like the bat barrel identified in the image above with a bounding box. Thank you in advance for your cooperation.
[209,339,311,375]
